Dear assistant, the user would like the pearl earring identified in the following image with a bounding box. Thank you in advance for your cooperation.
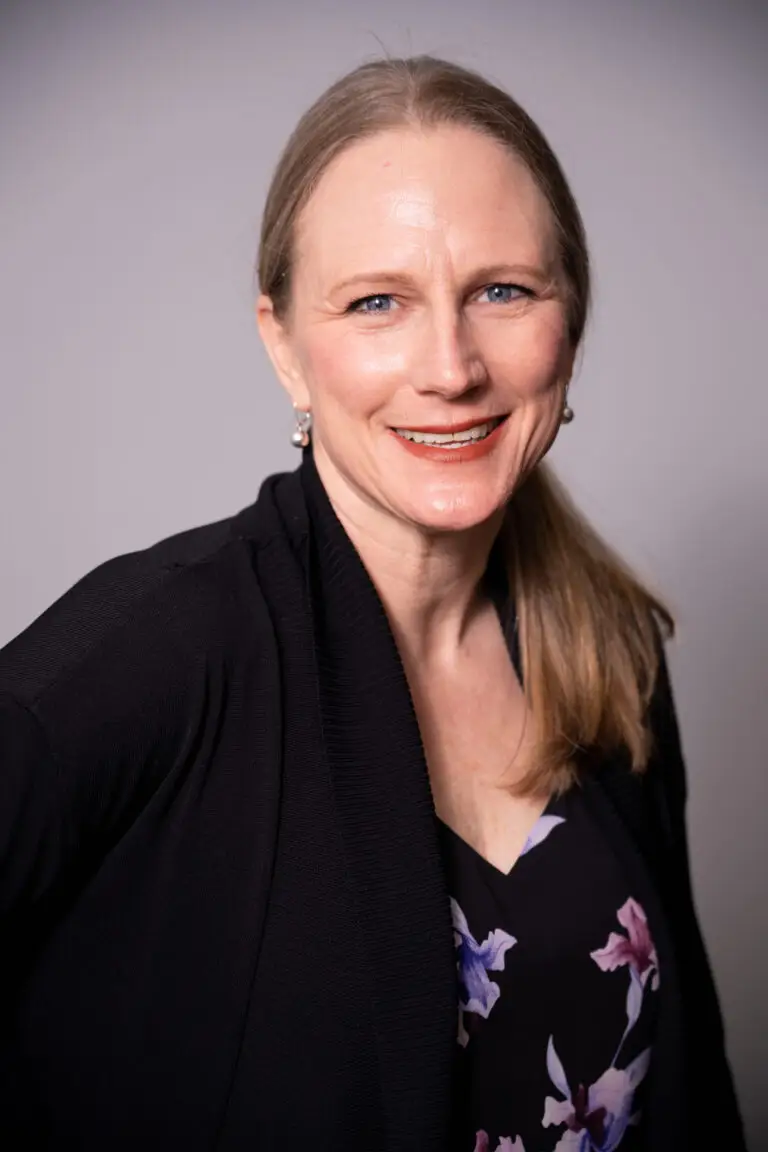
[291,406,312,448]
[561,391,574,424]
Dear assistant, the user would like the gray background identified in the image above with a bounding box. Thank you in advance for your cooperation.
[1,0,766,1144]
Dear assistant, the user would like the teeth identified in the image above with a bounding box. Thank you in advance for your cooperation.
[394,419,500,445]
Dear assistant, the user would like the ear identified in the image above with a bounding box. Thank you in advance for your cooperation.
[255,294,311,410]
[563,340,581,389]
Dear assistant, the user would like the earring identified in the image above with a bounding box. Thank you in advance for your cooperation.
[291,406,312,448]
[561,391,574,424]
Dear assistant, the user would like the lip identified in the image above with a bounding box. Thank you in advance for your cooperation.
[388,414,508,464]
[390,415,507,433]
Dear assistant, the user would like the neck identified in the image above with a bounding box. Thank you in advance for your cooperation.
[313,448,504,669]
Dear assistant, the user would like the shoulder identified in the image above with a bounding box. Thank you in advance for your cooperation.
[0,510,272,914]
[0,502,279,726]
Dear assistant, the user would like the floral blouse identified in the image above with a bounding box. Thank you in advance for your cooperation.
[436,785,660,1152]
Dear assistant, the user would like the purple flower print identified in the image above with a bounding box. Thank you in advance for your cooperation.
[474,1133,525,1152]
[591,897,660,1041]
[451,898,516,1047]
[542,1036,650,1152]
[590,898,659,991]
[520,814,565,857]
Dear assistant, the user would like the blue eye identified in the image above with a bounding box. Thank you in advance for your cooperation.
[347,284,529,314]
[349,294,395,314]
[481,283,529,304]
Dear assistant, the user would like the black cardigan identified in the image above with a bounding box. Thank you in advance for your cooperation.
[0,449,745,1150]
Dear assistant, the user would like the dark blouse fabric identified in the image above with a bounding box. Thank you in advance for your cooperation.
[437,785,660,1152]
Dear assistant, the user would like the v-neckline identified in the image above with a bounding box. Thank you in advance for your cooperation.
[436,795,563,878]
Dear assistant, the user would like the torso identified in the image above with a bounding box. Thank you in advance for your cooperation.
[401,602,550,875]
[401,606,659,1152]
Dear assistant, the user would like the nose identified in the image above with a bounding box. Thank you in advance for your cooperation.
[412,306,487,399]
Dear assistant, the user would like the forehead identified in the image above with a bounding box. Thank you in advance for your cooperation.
[294,125,558,281]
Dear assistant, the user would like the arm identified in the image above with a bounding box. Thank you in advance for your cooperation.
[0,694,81,917]
[0,556,208,924]
[650,648,747,1144]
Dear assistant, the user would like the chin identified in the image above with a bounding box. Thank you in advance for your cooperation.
[394,484,508,536]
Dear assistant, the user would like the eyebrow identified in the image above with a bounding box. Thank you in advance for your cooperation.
[329,262,553,297]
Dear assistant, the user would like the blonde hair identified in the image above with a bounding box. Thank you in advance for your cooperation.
[256,54,673,795]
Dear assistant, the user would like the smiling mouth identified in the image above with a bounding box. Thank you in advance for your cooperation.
[392,416,506,446]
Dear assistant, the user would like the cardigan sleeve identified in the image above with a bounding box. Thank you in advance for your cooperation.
[0,540,247,926]
[0,693,82,916]
[651,648,747,1145]
[0,613,195,927]
[0,670,192,924]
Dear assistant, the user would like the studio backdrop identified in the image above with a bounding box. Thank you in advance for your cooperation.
[1,0,765,1144]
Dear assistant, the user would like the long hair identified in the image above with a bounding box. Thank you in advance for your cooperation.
[256,54,673,795]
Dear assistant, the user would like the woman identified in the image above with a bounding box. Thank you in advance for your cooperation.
[0,55,744,1151]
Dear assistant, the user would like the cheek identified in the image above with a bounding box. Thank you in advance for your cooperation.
[300,331,405,417]
[487,311,570,399]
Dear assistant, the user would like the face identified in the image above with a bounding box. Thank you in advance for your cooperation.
[257,124,575,536]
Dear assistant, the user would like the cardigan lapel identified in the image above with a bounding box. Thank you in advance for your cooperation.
[298,449,458,1151]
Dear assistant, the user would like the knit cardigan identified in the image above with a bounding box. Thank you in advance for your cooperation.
[0,448,745,1150]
